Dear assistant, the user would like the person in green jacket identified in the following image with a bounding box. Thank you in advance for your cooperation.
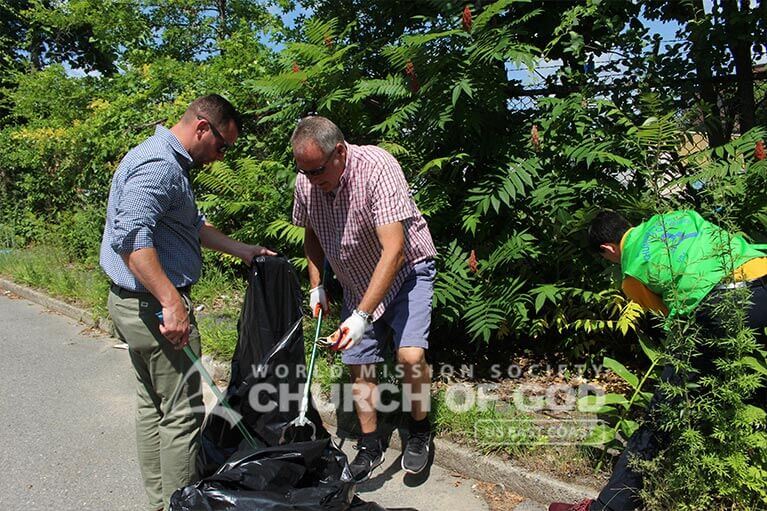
[549,210,767,511]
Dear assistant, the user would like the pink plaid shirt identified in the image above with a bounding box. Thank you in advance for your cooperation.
[292,143,437,320]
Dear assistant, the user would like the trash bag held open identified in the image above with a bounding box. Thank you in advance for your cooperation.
[170,256,399,511]
[198,255,328,469]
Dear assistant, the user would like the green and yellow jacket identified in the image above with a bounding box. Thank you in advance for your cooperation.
[620,210,767,317]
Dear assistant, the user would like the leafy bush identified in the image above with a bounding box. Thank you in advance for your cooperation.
[194,157,296,252]
[47,205,107,265]
[638,291,767,509]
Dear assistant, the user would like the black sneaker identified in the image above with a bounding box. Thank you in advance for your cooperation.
[349,433,385,482]
[401,427,431,474]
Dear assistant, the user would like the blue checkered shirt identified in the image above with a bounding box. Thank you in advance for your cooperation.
[100,125,206,292]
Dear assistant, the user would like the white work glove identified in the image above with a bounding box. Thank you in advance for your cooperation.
[309,285,329,317]
[332,311,369,351]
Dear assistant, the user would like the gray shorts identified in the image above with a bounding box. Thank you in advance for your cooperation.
[341,259,435,365]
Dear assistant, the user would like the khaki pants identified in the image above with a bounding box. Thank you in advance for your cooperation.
[108,287,204,511]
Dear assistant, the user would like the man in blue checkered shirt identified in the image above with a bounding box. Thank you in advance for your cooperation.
[100,94,275,511]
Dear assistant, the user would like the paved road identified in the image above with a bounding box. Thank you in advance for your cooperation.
[0,293,143,510]
[0,293,509,511]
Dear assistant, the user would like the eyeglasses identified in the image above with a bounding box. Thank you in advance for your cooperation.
[296,148,336,177]
[197,115,232,153]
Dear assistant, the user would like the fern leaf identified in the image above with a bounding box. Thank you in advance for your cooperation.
[266,219,305,247]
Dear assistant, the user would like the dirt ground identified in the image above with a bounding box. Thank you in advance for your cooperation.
[474,481,526,511]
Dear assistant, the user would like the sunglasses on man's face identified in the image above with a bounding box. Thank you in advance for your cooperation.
[197,115,232,153]
[296,148,336,177]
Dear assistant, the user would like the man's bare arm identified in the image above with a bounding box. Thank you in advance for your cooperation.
[122,248,189,348]
[357,222,406,314]
[304,226,326,289]
[199,222,276,263]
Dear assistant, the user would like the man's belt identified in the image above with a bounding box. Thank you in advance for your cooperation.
[714,274,767,291]
[110,283,192,297]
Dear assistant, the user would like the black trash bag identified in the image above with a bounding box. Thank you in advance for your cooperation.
[198,255,328,477]
[172,256,411,511]
[172,438,411,511]
[171,438,355,511]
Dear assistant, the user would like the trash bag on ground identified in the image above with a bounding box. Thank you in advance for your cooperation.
[171,438,355,511]
[171,437,414,511]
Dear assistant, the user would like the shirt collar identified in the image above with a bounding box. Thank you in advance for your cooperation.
[619,227,633,265]
[155,125,193,171]
[620,228,632,252]
[338,142,354,187]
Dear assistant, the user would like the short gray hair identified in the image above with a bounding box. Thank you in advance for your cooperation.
[291,116,345,155]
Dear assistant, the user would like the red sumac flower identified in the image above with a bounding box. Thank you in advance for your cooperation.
[462,5,472,32]
[756,140,766,161]
[468,250,478,273]
[404,60,419,93]
[292,62,300,73]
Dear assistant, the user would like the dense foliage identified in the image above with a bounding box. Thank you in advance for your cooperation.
[2,0,765,353]
[0,2,766,506]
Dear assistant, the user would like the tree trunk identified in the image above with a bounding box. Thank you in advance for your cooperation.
[27,27,43,71]
[722,0,755,134]
[687,0,726,146]
[216,0,228,41]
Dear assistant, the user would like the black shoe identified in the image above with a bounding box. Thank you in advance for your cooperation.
[349,433,385,482]
[401,426,431,474]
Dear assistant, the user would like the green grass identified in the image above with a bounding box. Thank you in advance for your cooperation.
[432,388,543,457]
[0,244,249,360]
[432,387,605,482]
[193,263,247,359]
[197,315,239,360]
[193,262,247,316]
[0,245,110,318]
[0,223,19,249]
[309,338,348,393]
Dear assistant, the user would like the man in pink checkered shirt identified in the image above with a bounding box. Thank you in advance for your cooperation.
[291,116,437,481]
